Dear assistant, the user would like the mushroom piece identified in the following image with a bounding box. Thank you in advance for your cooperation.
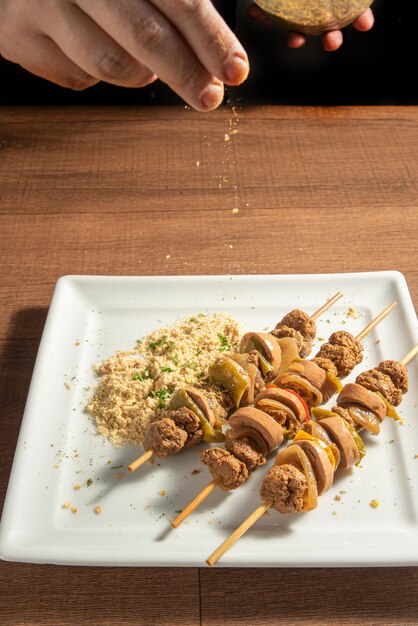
[254,397,300,432]
[337,383,386,422]
[255,387,308,424]
[225,424,268,459]
[228,407,284,453]
[287,359,327,391]
[286,359,342,404]
[292,439,334,495]
[274,372,323,408]
[317,416,360,470]
[240,332,282,379]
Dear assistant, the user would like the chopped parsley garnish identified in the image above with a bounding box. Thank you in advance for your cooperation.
[172,354,179,365]
[136,339,142,344]
[188,362,196,370]
[132,368,151,381]
[166,340,175,351]
[86,478,93,487]
[161,366,173,373]
[195,349,202,356]
[218,333,230,352]
[131,401,137,406]
[149,335,167,350]
[153,388,173,409]
[189,317,197,322]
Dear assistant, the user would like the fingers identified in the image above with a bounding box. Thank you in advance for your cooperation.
[3,33,98,90]
[151,0,249,86]
[287,32,306,48]
[353,8,374,32]
[322,30,343,52]
[76,0,225,111]
[40,2,157,88]
[247,4,273,27]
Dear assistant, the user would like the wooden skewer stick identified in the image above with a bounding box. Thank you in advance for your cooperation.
[355,302,397,342]
[171,301,397,527]
[171,480,218,528]
[128,294,343,475]
[400,344,418,366]
[310,291,343,321]
[206,501,272,567]
[206,343,418,567]
[127,449,154,472]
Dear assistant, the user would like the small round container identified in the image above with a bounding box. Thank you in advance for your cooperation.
[253,0,374,35]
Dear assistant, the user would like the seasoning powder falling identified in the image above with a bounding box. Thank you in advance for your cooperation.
[87,313,241,446]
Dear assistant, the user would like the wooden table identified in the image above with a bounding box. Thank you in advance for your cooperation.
[0,106,417,625]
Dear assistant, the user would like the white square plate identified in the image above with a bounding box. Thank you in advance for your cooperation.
[0,272,417,567]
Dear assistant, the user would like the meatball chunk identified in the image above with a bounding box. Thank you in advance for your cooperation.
[328,331,363,365]
[331,405,355,428]
[311,356,339,378]
[355,369,402,406]
[260,464,307,514]
[271,325,304,352]
[225,431,265,471]
[376,360,408,394]
[316,343,358,378]
[169,407,203,448]
[201,448,249,490]
[143,418,187,457]
[276,309,316,342]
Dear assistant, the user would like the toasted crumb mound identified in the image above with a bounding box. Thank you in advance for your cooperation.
[87,313,241,445]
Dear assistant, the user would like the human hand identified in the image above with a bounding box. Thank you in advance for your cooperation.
[247,4,374,52]
[0,0,249,110]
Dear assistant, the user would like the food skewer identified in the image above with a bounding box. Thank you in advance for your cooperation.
[206,345,417,566]
[127,293,343,473]
[171,303,397,528]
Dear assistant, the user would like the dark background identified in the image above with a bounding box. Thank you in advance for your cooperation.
[0,0,416,106]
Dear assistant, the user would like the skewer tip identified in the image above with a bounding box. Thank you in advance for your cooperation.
[127,449,154,473]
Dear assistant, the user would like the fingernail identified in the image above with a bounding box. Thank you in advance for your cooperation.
[201,81,224,110]
[224,53,249,84]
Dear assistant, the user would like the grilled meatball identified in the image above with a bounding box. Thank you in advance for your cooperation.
[276,309,316,342]
[143,418,187,457]
[331,405,355,428]
[299,339,313,359]
[271,325,304,351]
[355,369,402,406]
[261,407,291,427]
[316,343,358,378]
[376,360,408,394]
[260,464,307,514]
[311,356,339,378]
[169,407,203,448]
[201,448,249,490]
[328,331,363,365]
[225,432,265,471]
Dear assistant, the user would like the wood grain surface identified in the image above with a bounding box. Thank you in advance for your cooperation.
[0,105,417,625]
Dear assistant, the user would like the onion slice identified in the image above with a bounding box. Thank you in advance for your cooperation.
[348,404,380,435]
[275,372,323,408]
